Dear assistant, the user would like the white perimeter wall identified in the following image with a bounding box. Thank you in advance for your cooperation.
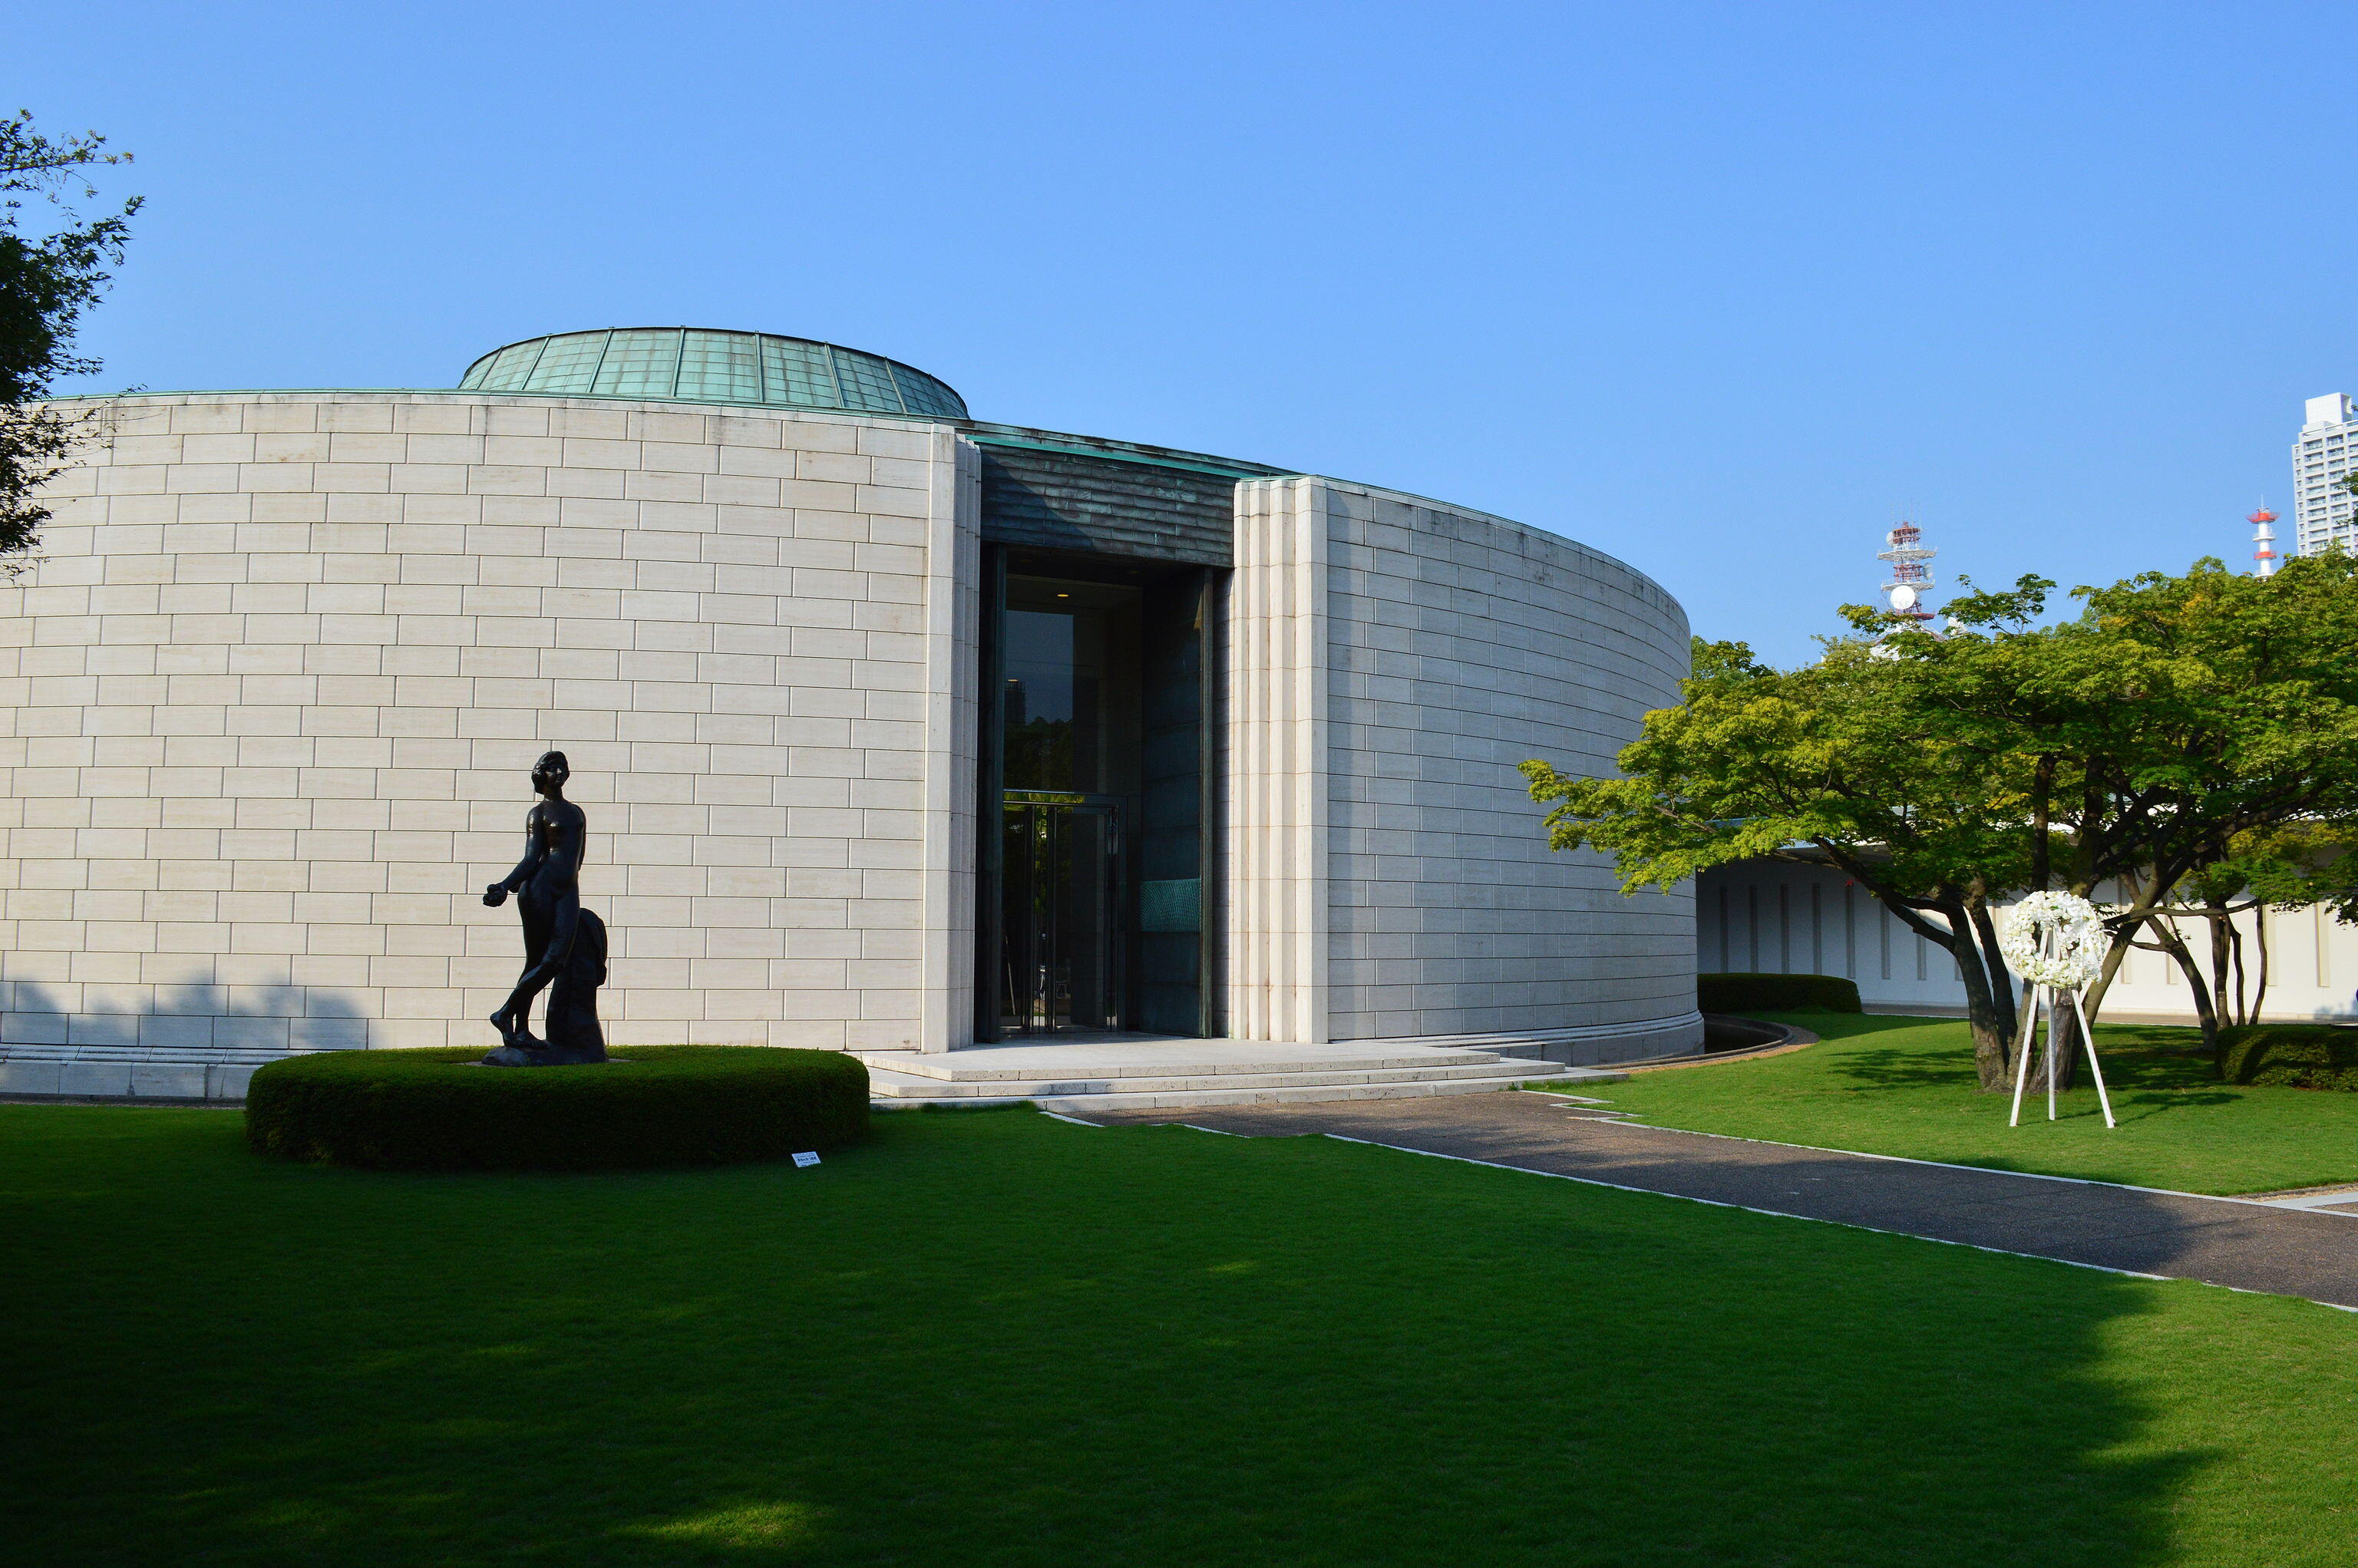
[1230,477,1701,1060]
[0,392,979,1056]
[1699,859,2358,1024]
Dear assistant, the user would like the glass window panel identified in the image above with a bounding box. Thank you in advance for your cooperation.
[511,342,548,389]
[760,338,839,406]
[829,348,907,413]
[464,340,545,391]
[476,344,528,391]
[677,330,762,402]
[1002,577,1142,794]
[523,332,612,394]
[891,362,966,418]
[592,328,685,398]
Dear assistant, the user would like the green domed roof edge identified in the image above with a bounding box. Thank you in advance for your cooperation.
[458,328,969,420]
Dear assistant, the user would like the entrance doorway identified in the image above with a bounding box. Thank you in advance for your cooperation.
[992,573,1138,1038]
[978,554,1213,1041]
[999,793,1123,1035]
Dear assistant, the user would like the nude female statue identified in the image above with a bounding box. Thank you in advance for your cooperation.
[481,751,609,1065]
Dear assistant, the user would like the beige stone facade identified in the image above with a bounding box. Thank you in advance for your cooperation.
[1229,478,1698,1059]
[0,381,1699,1086]
[0,392,979,1058]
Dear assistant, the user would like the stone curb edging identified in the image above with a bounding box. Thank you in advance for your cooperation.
[0,1094,239,1108]
[1596,1016,1822,1074]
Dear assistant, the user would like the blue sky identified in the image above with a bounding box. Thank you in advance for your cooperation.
[20,2,2353,664]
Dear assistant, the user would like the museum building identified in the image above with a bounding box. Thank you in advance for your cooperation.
[0,328,1699,1082]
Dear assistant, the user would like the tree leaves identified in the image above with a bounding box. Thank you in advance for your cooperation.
[0,109,139,562]
[1525,552,2358,1084]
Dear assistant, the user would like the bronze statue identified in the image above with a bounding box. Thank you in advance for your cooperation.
[481,751,609,1065]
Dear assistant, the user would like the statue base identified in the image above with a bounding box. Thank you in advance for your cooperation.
[481,1038,609,1068]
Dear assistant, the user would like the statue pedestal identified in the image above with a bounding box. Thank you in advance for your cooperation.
[481,1038,609,1068]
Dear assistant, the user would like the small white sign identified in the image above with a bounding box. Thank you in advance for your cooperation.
[792,1151,821,1168]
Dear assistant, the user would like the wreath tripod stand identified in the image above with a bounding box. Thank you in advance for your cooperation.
[2001,892,2118,1131]
[2007,979,2116,1129]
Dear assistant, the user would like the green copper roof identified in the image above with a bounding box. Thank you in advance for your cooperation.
[457,328,968,419]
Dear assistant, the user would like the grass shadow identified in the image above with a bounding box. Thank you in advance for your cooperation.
[1615,1012,2358,1194]
[8,1104,2346,1564]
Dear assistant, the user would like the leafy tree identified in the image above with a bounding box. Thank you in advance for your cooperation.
[1521,615,2035,1089]
[1,110,138,564]
[1524,553,2358,1090]
[2021,556,2358,1067]
[2128,823,2357,1045]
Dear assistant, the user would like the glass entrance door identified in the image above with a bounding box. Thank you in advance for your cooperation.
[1000,792,1124,1035]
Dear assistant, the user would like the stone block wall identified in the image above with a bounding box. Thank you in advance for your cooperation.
[1699,857,2358,1024]
[0,392,978,1056]
[1224,476,1698,1058]
[1318,480,1699,1056]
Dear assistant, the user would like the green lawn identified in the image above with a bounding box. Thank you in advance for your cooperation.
[7,1104,2358,1565]
[1573,1013,2358,1196]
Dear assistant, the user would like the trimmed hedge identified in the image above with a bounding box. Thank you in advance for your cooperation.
[246,1046,870,1172]
[1698,972,1864,1015]
[2215,1025,2358,1091]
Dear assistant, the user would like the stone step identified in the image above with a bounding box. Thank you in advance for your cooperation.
[1,1058,259,1100]
[1035,1071,1623,1114]
[853,1044,1509,1082]
[0,1045,321,1066]
[866,1056,1575,1100]
[1336,1029,1581,1059]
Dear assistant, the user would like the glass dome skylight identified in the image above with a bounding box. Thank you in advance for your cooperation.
[457,328,968,418]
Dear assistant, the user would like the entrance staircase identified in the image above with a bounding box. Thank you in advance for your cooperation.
[0,1043,319,1101]
[853,1035,1624,1113]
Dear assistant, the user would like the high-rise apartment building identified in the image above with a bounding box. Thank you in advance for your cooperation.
[2293,393,2358,553]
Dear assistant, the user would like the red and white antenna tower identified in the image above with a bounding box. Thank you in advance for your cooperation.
[2249,503,2279,578]
[1878,522,1937,622]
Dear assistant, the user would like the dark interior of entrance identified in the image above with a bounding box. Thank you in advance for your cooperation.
[979,550,1211,1040]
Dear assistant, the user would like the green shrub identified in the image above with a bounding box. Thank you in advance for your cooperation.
[246,1046,870,1172]
[1698,972,1864,1015]
[2214,1025,2358,1091]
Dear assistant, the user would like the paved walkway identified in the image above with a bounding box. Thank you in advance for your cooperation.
[1076,1091,2358,1310]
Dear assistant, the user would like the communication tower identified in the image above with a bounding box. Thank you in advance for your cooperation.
[2249,504,2279,578]
[1877,523,1937,623]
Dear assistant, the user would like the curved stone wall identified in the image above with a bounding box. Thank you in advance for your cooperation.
[0,392,979,1057]
[1228,477,1699,1062]
[1,388,1693,1070]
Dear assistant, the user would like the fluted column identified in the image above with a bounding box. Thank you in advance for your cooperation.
[1226,477,1330,1042]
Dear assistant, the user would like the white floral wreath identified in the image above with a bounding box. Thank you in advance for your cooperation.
[1999,891,2110,991]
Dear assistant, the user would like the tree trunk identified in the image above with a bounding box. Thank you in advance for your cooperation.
[2034,995,2084,1093]
[2209,900,2234,1027]
[1939,898,2018,1092]
[1810,859,2016,1090]
[2076,927,2132,1028]
[1969,900,2019,1043]
[2252,912,2270,1025]
[1957,962,2016,1091]
[2227,919,2249,1027]
[2060,872,2181,1093]
[2147,916,2221,1052]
